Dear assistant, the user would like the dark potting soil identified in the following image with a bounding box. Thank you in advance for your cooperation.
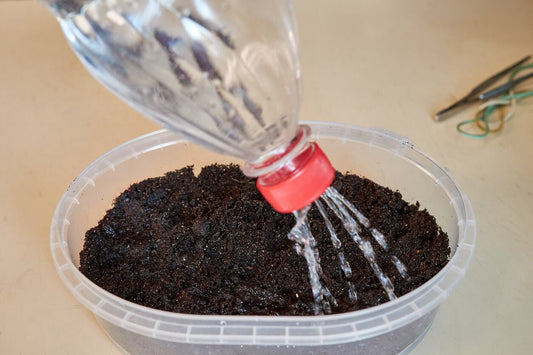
[79,164,450,316]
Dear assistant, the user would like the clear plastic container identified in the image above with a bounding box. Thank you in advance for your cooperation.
[50,122,476,354]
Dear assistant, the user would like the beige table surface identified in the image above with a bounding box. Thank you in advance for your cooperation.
[2,0,532,354]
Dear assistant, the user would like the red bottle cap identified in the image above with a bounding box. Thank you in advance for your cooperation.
[256,143,335,213]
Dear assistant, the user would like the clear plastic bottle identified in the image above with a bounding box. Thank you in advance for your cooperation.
[42,0,334,212]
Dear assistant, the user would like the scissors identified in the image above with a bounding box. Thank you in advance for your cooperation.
[434,55,533,121]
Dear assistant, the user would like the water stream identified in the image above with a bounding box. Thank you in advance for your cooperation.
[289,187,411,314]
[289,206,337,315]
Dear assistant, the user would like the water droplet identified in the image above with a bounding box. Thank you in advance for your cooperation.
[391,255,410,280]
[370,228,388,250]
[347,281,357,301]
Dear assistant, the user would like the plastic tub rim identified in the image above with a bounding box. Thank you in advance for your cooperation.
[50,121,476,345]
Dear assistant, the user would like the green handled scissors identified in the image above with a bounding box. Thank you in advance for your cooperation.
[434,55,532,121]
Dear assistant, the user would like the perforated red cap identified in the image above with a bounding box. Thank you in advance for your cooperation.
[256,143,335,213]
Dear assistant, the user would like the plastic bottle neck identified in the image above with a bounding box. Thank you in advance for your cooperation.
[244,125,335,213]
[242,125,311,178]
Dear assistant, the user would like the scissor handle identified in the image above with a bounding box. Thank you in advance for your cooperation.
[468,55,531,95]
[478,72,533,100]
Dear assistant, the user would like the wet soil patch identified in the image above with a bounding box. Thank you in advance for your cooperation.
[79,164,450,315]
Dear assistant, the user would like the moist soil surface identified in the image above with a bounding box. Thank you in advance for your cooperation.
[80,164,450,316]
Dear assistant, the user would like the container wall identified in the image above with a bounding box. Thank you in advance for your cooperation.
[96,309,437,355]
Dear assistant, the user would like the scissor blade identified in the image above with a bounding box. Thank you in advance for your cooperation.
[434,99,468,121]
[478,72,533,100]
